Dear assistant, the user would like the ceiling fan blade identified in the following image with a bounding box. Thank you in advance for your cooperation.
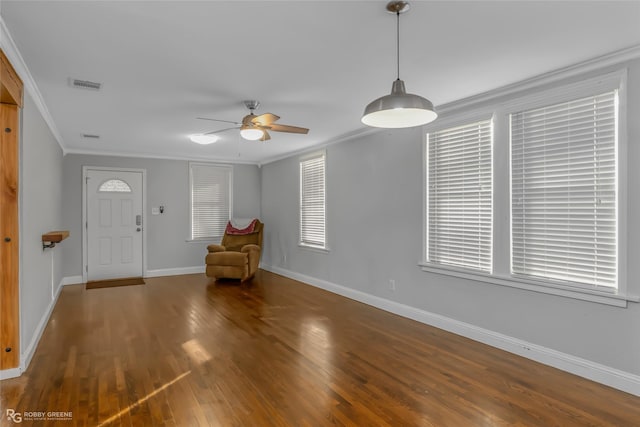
[204,126,239,135]
[267,123,309,134]
[252,113,280,126]
[197,117,241,125]
[260,130,271,142]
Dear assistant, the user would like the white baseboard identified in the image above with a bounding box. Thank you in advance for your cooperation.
[263,265,640,397]
[19,276,65,375]
[62,268,208,282]
[1,276,68,380]
[145,266,205,278]
[0,367,21,380]
[61,275,83,286]
[62,268,208,283]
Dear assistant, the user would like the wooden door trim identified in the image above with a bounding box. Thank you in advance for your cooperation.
[0,49,23,107]
[1,103,20,370]
[82,166,147,283]
[1,48,23,372]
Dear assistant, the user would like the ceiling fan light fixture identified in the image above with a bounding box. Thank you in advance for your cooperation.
[189,134,219,144]
[195,99,308,142]
[362,1,437,128]
[240,127,264,141]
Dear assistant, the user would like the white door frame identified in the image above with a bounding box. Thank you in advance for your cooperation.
[82,166,147,283]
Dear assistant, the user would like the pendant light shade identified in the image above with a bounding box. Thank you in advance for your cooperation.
[362,1,437,128]
[362,79,437,128]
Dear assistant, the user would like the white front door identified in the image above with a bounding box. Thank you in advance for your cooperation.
[86,169,143,281]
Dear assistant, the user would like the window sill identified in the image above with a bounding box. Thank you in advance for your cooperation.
[298,243,330,254]
[418,262,639,308]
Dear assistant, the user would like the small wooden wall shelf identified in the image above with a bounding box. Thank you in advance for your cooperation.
[42,230,69,249]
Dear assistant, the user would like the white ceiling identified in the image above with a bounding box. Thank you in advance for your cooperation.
[2,1,640,164]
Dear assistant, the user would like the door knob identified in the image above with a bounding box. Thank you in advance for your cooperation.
[136,228,141,232]
[4,237,10,242]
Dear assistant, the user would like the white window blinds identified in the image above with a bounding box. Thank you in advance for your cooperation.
[300,153,326,248]
[510,91,617,288]
[427,119,493,272]
[190,163,232,240]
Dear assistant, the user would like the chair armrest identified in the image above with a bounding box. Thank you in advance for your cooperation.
[242,244,261,276]
[207,244,226,253]
[241,244,260,254]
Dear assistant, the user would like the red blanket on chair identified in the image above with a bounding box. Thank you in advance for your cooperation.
[225,219,258,235]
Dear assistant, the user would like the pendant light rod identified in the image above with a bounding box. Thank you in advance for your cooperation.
[396,9,400,80]
[387,1,409,81]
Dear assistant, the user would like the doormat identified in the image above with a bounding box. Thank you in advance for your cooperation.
[86,277,145,290]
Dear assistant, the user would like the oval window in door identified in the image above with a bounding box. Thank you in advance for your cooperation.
[98,179,132,193]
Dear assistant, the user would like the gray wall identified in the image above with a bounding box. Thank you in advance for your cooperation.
[20,91,64,355]
[60,154,261,277]
[260,59,640,376]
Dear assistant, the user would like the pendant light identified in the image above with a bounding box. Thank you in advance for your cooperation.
[361,1,437,128]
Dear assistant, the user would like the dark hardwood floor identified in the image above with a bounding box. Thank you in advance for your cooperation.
[1,269,639,426]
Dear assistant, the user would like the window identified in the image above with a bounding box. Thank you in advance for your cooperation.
[189,163,232,240]
[420,70,628,305]
[98,179,131,193]
[510,91,618,289]
[426,119,493,272]
[300,152,326,249]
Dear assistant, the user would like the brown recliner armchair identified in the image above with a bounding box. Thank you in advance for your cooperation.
[205,220,263,281]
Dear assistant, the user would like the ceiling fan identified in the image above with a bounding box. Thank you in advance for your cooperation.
[195,100,309,142]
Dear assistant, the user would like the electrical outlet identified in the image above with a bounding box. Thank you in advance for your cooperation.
[389,279,396,291]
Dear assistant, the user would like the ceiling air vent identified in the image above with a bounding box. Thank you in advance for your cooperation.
[71,78,102,90]
[82,134,100,140]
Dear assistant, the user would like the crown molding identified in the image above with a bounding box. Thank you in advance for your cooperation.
[0,17,65,151]
[437,44,640,115]
[63,147,261,166]
[259,126,381,166]
[263,45,640,166]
